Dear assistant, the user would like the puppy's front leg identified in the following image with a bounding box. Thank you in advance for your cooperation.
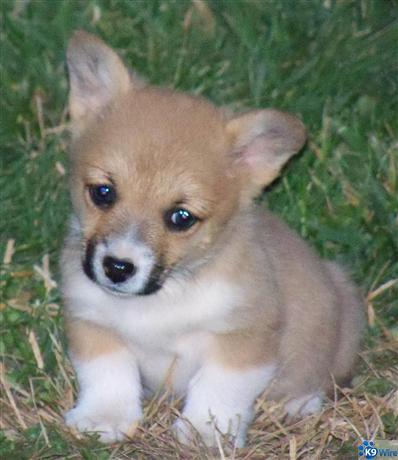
[175,361,275,447]
[65,320,142,442]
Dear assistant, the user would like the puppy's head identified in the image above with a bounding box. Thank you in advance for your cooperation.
[66,31,306,297]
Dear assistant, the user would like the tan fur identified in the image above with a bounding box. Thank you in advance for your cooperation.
[69,88,242,270]
[66,318,125,361]
[62,31,365,443]
[196,209,364,398]
[210,328,281,368]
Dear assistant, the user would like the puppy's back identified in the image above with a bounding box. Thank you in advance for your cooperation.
[257,210,364,397]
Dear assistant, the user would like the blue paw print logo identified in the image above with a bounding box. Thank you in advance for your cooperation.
[358,440,378,459]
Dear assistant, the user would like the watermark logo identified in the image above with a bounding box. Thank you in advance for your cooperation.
[358,440,378,459]
[357,440,398,459]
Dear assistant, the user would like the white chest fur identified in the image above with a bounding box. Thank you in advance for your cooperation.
[64,267,241,393]
[135,331,211,395]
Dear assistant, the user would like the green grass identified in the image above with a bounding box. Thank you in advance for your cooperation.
[1,0,397,458]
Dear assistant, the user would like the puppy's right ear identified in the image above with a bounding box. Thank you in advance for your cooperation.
[67,31,132,135]
[226,109,307,198]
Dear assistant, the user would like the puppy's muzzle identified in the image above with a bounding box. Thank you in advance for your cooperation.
[103,256,136,284]
[83,237,164,296]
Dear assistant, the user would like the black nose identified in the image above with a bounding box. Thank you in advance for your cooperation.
[103,256,136,284]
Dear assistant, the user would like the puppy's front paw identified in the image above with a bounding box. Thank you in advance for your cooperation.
[65,402,141,443]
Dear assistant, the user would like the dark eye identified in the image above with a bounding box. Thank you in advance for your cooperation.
[165,208,198,232]
[89,184,116,208]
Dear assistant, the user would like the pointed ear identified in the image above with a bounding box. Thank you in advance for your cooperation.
[67,31,133,135]
[226,109,307,196]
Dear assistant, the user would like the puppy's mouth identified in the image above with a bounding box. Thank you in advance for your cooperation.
[82,239,166,297]
[102,275,163,297]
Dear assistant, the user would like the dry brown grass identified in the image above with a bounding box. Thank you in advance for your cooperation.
[1,296,397,459]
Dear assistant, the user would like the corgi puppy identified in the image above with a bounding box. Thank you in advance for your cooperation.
[61,31,364,447]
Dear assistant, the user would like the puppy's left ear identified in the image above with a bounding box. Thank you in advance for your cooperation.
[227,109,306,197]
[67,31,136,136]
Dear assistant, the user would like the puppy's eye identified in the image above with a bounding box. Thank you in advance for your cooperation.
[88,184,116,208]
[165,208,197,232]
